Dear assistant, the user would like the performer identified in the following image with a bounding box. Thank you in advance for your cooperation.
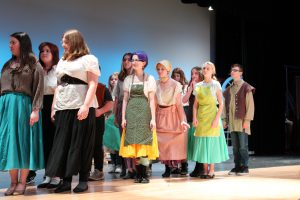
[45,29,100,193]
[0,32,44,195]
[192,61,229,179]
[119,51,158,183]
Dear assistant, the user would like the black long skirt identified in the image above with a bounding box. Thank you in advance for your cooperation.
[45,108,95,179]
[42,95,55,167]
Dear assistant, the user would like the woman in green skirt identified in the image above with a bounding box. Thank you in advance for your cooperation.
[0,32,44,195]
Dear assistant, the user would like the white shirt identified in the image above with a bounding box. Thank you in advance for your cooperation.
[54,55,100,111]
[44,66,57,95]
[123,74,156,98]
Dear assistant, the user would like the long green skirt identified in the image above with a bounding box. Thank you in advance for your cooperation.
[0,93,44,170]
[103,115,121,151]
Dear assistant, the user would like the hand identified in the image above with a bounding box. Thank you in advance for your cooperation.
[30,110,39,126]
[77,105,89,120]
[211,118,218,128]
[51,109,56,122]
[223,121,228,129]
[193,118,198,127]
[181,121,190,132]
[121,119,127,128]
[95,108,103,117]
[243,120,250,129]
[150,119,156,131]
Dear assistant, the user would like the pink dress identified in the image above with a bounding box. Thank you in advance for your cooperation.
[156,79,187,166]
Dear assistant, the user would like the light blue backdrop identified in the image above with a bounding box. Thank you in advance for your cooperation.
[0,0,212,84]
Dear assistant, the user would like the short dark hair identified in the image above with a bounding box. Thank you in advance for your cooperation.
[231,63,243,72]
[38,42,59,68]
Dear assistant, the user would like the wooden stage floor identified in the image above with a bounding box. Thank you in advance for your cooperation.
[1,164,300,200]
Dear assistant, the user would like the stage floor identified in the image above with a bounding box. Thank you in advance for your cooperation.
[1,155,300,200]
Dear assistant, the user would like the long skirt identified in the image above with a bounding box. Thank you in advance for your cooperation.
[103,115,121,151]
[192,120,229,164]
[187,123,196,160]
[156,105,187,162]
[42,95,55,167]
[0,93,44,170]
[119,129,159,160]
[45,108,95,179]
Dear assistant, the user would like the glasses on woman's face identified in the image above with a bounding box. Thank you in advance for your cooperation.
[130,59,143,62]
[231,69,240,72]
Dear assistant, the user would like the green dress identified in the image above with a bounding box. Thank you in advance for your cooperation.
[192,81,229,164]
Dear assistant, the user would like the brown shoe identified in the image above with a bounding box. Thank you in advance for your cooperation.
[4,183,17,196]
[13,183,26,195]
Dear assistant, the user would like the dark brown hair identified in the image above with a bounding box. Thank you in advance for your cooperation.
[118,52,133,81]
[171,67,188,86]
[38,42,59,69]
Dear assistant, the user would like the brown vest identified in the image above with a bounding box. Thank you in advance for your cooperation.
[95,83,106,108]
[223,81,255,120]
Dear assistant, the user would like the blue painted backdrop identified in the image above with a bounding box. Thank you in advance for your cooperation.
[0,0,212,84]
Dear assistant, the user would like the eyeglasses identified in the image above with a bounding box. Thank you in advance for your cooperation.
[231,69,240,72]
[130,59,143,62]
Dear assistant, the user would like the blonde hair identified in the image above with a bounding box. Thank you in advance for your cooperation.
[108,72,119,93]
[202,61,217,80]
[62,29,90,61]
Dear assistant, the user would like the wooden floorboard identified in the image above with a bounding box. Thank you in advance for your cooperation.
[1,165,300,200]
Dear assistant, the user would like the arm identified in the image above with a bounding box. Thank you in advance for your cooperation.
[121,90,129,128]
[182,82,194,104]
[77,71,98,120]
[243,91,255,129]
[212,88,223,128]
[30,64,44,126]
[51,87,58,121]
[221,97,228,129]
[192,97,199,127]
[96,101,114,117]
[149,91,156,130]
[175,92,189,131]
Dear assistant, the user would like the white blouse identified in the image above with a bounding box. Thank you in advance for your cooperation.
[123,74,156,98]
[44,65,57,95]
[156,79,182,106]
[54,55,100,111]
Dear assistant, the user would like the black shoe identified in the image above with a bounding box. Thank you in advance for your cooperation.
[54,182,71,193]
[171,168,181,174]
[189,162,201,177]
[26,171,36,185]
[162,165,171,178]
[140,177,150,183]
[73,182,88,193]
[120,169,126,178]
[37,182,49,188]
[180,162,188,176]
[47,181,61,189]
[237,166,249,175]
[206,174,215,179]
[228,167,240,175]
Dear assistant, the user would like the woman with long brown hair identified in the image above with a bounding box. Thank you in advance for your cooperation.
[0,32,44,195]
[45,29,100,193]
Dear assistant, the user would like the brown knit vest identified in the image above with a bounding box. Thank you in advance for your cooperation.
[223,82,255,120]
